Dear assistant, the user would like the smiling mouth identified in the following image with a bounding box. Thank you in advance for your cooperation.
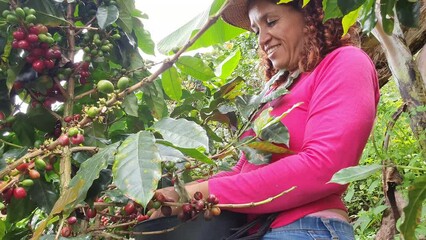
[265,45,280,55]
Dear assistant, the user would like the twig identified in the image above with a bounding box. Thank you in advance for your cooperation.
[55,218,65,240]
[0,176,19,193]
[75,88,97,100]
[0,139,24,149]
[26,89,62,120]
[162,186,296,209]
[87,220,137,232]
[382,103,408,153]
[70,146,98,153]
[53,76,70,100]
[216,186,296,208]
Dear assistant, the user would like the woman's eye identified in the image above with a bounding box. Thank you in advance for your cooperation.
[266,20,277,27]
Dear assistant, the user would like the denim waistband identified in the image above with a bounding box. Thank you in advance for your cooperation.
[272,216,353,233]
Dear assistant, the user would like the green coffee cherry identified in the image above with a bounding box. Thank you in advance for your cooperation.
[117,76,130,90]
[15,7,26,19]
[20,179,34,187]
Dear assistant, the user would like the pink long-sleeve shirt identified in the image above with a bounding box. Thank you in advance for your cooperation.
[208,46,380,228]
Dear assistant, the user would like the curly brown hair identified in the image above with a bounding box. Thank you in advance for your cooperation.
[255,0,360,80]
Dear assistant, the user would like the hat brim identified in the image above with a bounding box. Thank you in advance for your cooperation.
[222,0,252,31]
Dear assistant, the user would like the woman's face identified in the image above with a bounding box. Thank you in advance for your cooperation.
[248,0,305,71]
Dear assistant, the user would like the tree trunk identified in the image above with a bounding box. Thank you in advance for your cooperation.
[362,4,426,88]
[371,7,426,152]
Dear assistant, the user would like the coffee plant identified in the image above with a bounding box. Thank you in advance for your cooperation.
[0,0,424,239]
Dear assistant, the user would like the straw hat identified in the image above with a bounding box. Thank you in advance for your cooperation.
[222,0,253,31]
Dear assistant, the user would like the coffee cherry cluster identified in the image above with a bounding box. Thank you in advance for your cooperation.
[178,192,221,222]
[11,24,60,73]
[76,61,91,85]
[57,126,85,147]
[2,7,36,26]
[82,33,114,62]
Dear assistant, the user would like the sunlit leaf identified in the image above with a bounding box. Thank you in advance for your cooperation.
[342,6,362,35]
[153,117,209,151]
[113,131,162,207]
[116,0,134,33]
[400,175,426,240]
[156,143,185,162]
[277,0,294,3]
[215,48,241,80]
[161,66,182,101]
[96,5,119,29]
[158,9,245,54]
[132,17,155,55]
[302,0,310,7]
[176,56,216,81]
[157,141,214,165]
[328,164,382,185]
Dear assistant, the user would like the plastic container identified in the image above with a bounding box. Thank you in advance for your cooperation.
[133,210,247,240]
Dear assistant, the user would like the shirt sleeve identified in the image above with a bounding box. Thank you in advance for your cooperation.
[208,47,379,214]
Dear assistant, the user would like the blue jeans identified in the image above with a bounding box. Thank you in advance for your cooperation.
[262,216,355,240]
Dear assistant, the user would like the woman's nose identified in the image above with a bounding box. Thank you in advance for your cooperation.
[258,29,271,49]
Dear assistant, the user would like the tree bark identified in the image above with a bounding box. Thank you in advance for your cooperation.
[371,7,426,152]
[362,4,426,88]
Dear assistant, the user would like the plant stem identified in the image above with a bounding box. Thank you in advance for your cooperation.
[60,2,76,194]
[395,165,426,171]
[0,139,24,149]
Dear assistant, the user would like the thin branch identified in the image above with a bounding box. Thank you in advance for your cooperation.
[70,146,98,153]
[162,186,296,209]
[75,88,97,100]
[382,103,408,153]
[0,139,24,149]
[53,76,70,100]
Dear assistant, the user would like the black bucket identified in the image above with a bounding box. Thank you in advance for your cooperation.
[133,211,247,240]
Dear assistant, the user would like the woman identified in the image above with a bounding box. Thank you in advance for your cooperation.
[155,0,380,239]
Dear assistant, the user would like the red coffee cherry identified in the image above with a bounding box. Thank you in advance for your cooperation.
[32,60,45,73]
[67,216,77,225]
[182,203,192,214]
[161,206,172,216]
[26,34,39,43]
[29,169,41,179]
[85,208,97,218]
[193,191,203,200]
[124,202,136,215]
[16,162,29,172]
[70,134,84,145]
[13,31,26,40]
[13,187,27,199]
[61,226,72,237]
[194,199,205,212]
[17,40,30,50]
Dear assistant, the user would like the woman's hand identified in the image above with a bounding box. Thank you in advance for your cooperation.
[149,187,180,219]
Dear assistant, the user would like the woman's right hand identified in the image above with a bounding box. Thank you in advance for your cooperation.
[149,187,180,219]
